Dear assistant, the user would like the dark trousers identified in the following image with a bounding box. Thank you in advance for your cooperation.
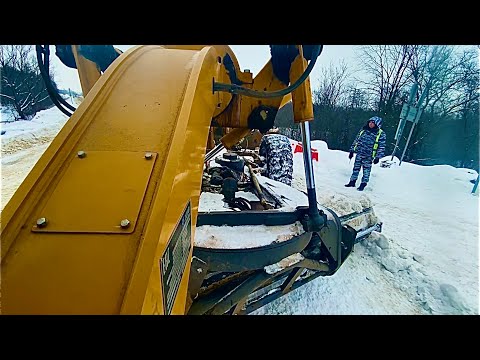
[350,154,373,184]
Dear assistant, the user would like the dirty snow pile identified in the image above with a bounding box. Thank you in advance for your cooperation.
[1,107,69,155]
[1,107,478,315]
[1,107,69,207]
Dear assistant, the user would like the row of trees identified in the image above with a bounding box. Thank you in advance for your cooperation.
[1,45,478,170]
[276,45,479,171]
[0,45,57,120]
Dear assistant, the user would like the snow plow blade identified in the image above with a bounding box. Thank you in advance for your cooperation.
[186,205,381,315]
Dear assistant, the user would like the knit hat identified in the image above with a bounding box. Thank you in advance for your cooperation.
[369,116,383,128]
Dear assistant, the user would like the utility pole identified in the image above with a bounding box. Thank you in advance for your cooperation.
[472,175,479,195]
[399,82,430,166]
[391,82,418,161]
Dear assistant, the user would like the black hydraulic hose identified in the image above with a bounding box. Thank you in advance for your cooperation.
[42,45,76,112]
[44,44,49,74]
[36,45,73,116]
[35,45,75,116]
[36,46,72,117]
[213,45,323,98]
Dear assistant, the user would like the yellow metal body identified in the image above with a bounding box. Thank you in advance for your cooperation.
[279,94,292,109]
[1,45,227,314]
[214,60,286,129]
[291,46,314,123]
[220,128,252,149]
[71,45,102,97]
[1,44,312,315]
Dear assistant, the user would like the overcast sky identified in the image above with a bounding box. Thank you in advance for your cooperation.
[50,45,359,94]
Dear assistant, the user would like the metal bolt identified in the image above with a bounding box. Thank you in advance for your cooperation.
[77,150,86,158]
[145,152,153,160]
[120,219,130,228]
[197,268,203,273]
[36,217,47,228]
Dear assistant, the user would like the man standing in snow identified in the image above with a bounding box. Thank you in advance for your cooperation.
[345,116,386,191]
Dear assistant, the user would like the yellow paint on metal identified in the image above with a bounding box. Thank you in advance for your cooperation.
[279,94,292,108]
[207,127,216,150]
[71,45,102,97]
[161,45,235,118]
[31,151,157,234]
[214,60,287,129]
[240,130,263,150]
[236,69,253,84]
[290,46,314,123]
[0,44,305,315]
[132,46,221,315]
[220,128,252,149]
[0,45,220,314]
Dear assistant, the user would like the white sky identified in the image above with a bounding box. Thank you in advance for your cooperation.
[37,44,479,97]
[1,106,478,315]
[50,45,358,94]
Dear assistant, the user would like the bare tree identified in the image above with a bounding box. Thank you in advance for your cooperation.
[409,46,478,135]
[343,86,372,109]
[456,49,479,168]
[0,45,53,120]
[312,60,350,108]
[409,46,479,117]
[356,45,418,114]
[401,46,479,166]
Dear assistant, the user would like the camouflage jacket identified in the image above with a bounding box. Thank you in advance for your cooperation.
[349,126,386,160]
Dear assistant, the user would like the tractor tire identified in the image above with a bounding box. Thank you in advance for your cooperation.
[259,134,293,186]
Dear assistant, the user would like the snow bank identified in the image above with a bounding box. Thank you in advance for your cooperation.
[1,107,70,208]
[1,107,69,156]
[254,140,478,315]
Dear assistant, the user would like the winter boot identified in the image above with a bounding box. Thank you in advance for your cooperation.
[344,180,356,187]
[357,182,367,191]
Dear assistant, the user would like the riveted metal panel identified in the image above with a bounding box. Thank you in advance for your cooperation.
[32,151,156,234]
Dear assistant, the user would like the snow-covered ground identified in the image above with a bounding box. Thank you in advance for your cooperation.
[1,107,69,208]
[1,107,478,315]
[253,141,479,315]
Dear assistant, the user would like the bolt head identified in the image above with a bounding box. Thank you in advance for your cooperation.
[36,217,47,227]
[120,219,130,228]
[145,152,153,160]
[77,151,86,158]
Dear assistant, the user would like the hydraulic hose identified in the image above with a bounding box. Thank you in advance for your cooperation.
[39,45,76,112]
[35,45,76,116]
[213,45,323,98]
